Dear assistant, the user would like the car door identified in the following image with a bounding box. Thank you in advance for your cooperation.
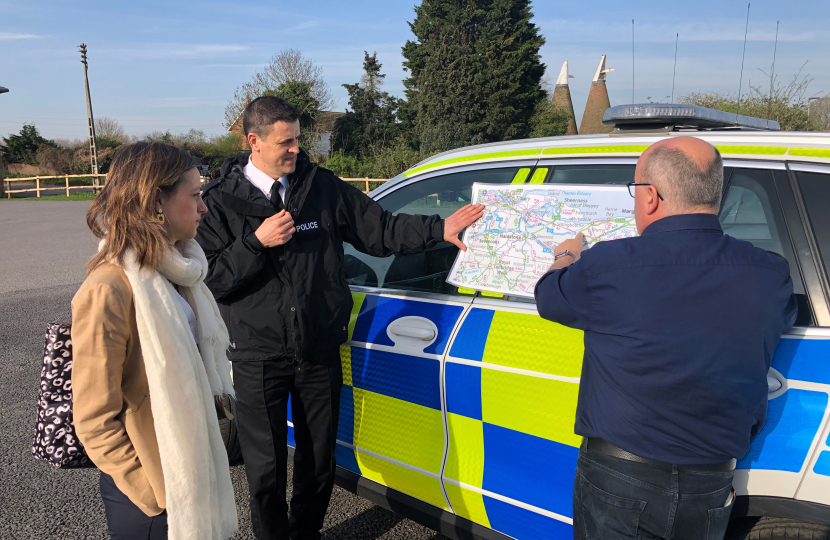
[440,159,829,540]
[776,163,830,508]
[440,160,637,540]
[337,162,536,512]
[714,163,830,504]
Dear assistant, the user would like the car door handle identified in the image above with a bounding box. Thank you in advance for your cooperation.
[389,325,436,341]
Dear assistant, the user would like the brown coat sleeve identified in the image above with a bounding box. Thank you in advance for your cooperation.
[71,270,163,515]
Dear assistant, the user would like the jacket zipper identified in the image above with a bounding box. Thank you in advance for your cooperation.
[281,163,315,364]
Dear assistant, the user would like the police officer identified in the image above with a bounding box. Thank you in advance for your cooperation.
[196,96,483,540]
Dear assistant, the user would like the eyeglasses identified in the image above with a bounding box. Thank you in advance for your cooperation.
[626,182,664,201]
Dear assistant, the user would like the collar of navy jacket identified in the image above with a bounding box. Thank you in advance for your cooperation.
[639,212,723,236]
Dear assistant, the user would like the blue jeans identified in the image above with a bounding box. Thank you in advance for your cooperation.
[572,445,734,540]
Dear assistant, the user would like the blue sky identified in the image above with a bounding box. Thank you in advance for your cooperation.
[1,0,828,141]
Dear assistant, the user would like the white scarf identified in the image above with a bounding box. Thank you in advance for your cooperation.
[118,239,238,540]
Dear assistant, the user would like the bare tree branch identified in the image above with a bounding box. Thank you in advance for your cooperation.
[810,96,830,131]
[94,117,127,141]
[678,62,826,131]
[224,49,334,128]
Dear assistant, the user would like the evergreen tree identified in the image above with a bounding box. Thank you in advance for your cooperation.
[2,124,56,165]
[402,0,546,153]
[332,52,402,156]
[263,81,320,150]
[529,100,570,138]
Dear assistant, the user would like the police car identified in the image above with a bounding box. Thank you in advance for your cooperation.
[287,104,830,540]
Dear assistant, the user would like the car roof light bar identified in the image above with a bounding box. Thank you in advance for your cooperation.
[602,103,781,131]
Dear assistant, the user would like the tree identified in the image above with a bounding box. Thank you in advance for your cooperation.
[1,124,56,165]
[263,81,320,151]
[197,133,247,179]
[225,49,333,128]
[529,100,570,138]
[809,96,830,131]
[332,52,402,157]
[402,0,546,153]
[94,117,127,142]
[36,146,72,174]
[678,64,823,131]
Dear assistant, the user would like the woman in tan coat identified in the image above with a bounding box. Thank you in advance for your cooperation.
[72,142,238,540]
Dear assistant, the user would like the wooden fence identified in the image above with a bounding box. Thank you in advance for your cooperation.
[4,175,388,198]
[341,178,389,194]
[4,174,107,198]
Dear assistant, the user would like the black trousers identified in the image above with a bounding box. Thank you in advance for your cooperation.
[233,351,343,540]
[572,444,734,540]
[99,472,168,540]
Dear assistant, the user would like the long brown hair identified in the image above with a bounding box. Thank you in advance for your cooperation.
[86,142,201,273]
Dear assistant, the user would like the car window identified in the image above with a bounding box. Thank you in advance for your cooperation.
[343,167,521,295]
[720,169,790,257]
[719,168,813,326]
[544,164,635,185]
[796,170,830,286]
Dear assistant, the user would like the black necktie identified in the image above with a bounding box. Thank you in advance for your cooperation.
[270,180,284,211]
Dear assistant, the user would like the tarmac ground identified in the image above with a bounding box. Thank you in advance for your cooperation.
[0,201,447,539]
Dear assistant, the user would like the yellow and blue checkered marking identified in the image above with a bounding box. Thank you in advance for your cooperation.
[814,428,830,476]
[337,346,448,509]
[444,308,583,539]
[449,308,583,377]
[770,338,830,385]
[445,312,830,538]
[738,337,830,474]
[350,294,464,354]
[350,347,441,409]
[335,293,466,510]
[332,293,830,538]
[483,497,573,540]
[737,389,828,471]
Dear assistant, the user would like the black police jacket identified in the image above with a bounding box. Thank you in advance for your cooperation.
[196,151,445,363]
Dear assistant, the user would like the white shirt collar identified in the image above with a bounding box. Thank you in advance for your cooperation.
[243,157,289,203]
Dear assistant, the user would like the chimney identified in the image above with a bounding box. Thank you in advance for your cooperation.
[552,61,578,135]
[579,55,615,134]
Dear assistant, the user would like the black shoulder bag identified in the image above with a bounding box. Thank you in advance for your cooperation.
[31,323,94,469]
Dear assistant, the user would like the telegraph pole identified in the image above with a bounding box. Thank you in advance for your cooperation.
[0,86,8,198]
[79,44,99,190]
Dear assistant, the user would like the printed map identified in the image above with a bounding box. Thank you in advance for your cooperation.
[447,183,638,297]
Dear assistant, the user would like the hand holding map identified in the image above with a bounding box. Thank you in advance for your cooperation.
[447,183,638,298]
[442,203,485,251]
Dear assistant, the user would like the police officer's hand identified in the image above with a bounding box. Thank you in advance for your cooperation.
[255,210,295,248]
[444,204,485,252]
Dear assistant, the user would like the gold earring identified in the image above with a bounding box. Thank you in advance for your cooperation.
[156,209,165,224]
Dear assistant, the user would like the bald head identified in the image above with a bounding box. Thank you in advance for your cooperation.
[637,137,723,212]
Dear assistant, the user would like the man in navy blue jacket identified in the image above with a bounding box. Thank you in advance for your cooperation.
[534,137,797,540]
